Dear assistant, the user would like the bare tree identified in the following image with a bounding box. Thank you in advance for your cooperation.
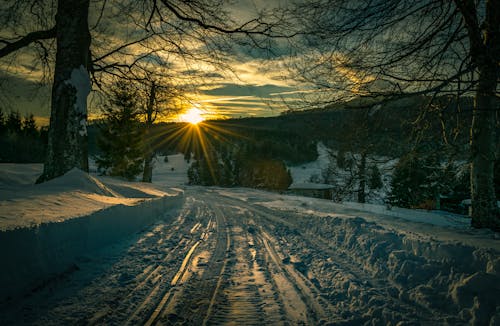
[289,0,499,230]
[0,0,289,183]
[137,76,184,183]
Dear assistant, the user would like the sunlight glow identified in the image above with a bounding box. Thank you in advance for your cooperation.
[147,118,245,185]
[180,107,205,125]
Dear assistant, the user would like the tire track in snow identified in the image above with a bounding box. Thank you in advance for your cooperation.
[157,203,231,325]
[205,216,279,325]
[205,192,357,323]
[142,207,215,325]
[201,200,299,325]
[120,206,199,325]
[210,191,430,323]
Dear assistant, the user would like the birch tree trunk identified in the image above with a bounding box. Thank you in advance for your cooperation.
[37,0,91,183]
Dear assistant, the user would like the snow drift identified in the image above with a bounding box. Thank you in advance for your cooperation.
[0,166,184,301]
[298,215,500,324]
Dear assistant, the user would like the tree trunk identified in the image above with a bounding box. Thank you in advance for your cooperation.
[142,153,153,183]
[142,82,156,183]
[37,0,91,183]
[470,65,499,230]
[357,152,366,203]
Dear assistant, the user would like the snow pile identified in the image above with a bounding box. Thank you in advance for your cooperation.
[0,163,185,301]
[42,167,120,197]
[0,163,43,186]
[295,216,500,324]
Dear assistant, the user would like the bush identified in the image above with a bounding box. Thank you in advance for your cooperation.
[368,165,383,190]
[239,159,292,191]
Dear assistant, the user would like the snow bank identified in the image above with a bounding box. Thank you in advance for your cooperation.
[0,164,185,301]
[0,193,183,301]
[42,167,120,197]
[298,216,500,324]
[0,163,42,186]
[341,201,471,228]
[0,166,183,231]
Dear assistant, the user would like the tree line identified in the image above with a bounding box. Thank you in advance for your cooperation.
[0,109,46,163]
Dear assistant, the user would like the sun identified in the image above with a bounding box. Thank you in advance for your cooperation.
[180,107,205,125]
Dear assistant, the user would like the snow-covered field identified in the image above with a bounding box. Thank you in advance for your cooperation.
[0,155,499,325]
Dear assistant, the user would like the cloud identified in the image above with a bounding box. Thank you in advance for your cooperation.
[202,83,294,98]
[181,70,224,79]
[0,71,51,119]
[0,0,306,122]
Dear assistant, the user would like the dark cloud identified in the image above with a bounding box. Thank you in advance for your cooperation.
[181,70,224,79]
[0,72,50,118]
[203,83,295,98]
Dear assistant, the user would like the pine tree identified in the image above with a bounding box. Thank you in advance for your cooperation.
[96,82,144,180]
[390,153,427,207]
[22,114,38,138]
[0,107,5,135]
[368,165,383,190]
[6,111,22,134]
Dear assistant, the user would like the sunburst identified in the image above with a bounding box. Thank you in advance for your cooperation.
[180,107,205,125]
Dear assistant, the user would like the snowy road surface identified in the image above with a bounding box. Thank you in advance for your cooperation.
[1,187,499,325]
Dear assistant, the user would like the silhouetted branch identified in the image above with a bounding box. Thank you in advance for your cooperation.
[0,26,56,58]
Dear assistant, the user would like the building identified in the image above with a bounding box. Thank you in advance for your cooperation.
[288,183,335,200]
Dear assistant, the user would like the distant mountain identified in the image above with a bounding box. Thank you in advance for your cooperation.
[88,95,476,163]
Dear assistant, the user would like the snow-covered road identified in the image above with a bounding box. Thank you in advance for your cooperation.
[1,187,499,325]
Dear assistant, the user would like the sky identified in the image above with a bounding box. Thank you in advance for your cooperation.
[0,0,309,125]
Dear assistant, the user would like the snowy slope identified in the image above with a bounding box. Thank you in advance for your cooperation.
[289,142,397,204]
[289,142,331,184]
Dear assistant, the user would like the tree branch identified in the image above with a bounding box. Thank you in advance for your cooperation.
[158,0,297,38]
[0,26,56,58]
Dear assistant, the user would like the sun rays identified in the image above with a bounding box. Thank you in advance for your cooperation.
[145,119,248,184]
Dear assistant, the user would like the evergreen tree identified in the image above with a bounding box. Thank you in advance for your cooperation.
[6,111,22,134]
[390,150,453,209]
[368,165,383,190]
[96,82,144,180]
[22,114,38,138]
[390,153,427,207]
[0,107,5,135]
